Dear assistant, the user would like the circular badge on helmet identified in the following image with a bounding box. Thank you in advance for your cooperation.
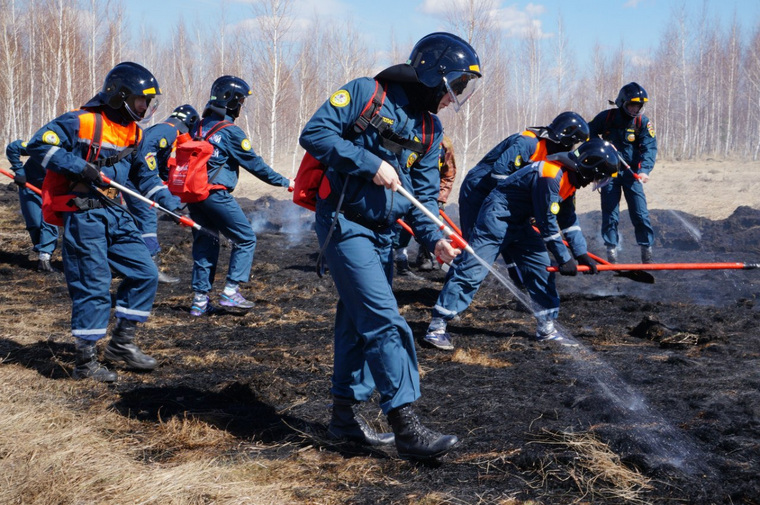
[42,131,60,146]
[550,202,560,215]
[330,90,350,108]
[241,139,252,151]
[159,138,168,149]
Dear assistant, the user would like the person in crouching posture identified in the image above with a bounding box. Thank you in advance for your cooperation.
[299,32,482,461]
[26,62,182,382]
[425,138,620,350]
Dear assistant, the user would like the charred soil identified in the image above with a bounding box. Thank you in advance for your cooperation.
[1,185,760,504]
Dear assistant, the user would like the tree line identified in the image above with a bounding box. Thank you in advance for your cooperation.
[1,0,759,184]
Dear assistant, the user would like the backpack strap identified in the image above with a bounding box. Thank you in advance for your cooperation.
[352,80,386,136]
[88,113,139,168]
[199,120,233,141]
[86,113,103,163]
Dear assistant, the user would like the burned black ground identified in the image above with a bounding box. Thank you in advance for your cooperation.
[1,184,759,504]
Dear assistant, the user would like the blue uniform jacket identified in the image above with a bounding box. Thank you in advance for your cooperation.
[25,107,179,211]
[6,140,46,187]
[136,120,182,182]
[299,77,444,250]
[588,108,657,175]
[495,160,588,265]
[195,114,289,191]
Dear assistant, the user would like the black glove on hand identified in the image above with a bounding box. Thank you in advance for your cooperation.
[576,253,598,274]
[79,163,104,186]
[13,174,26,187]
[558,258,578,276]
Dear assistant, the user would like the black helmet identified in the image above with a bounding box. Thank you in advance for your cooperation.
[545,112,590,148]
[169,104,199,133]
[95,62,161,122]
[407,32,482,112]
[615,82,648,117]
[208,75,251,118]
[570,138,620,187]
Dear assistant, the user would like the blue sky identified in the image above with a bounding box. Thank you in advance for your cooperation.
[135,0,760,67]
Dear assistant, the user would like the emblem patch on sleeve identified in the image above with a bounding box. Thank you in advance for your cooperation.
[550,202,560,215]
[21,141,27,147]
[329,90,350,108]
[159,138,168,149]
[241,139,252,151]
[515,155,522,167]
[145,153,157,170]
[647,122,656,138]
[42,131,60,146]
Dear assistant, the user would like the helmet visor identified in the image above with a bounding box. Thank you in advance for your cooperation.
[125,95,160,124]
[591,175,613,191]
[444,71,480,112]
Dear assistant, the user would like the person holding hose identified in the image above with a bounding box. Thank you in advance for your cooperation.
[26,62,182,382]
[299,32,482,461]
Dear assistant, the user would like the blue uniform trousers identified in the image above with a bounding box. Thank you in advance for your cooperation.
[62,206,158,341]
[600,174,654,248]
[18,186,58,255]
[433,191,559,325]
[188,190,256,294]
[124,185,160,256]
[457,173,523,284]
[315,203,421,415]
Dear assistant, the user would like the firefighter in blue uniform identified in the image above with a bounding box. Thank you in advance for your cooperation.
[187,76,293,317]
[6,139,60,272]
[442,111,589,309]
[588,82,657,263]
[425,139,620,350]
[125,104,199,283]
[299,32,481,461]
[458,112,589,241]
[26,62,181,383]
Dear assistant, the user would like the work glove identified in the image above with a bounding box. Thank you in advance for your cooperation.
[13,174,26,187]
[576,253,598,274]
[558,258,578,276]
[78,162,104,186]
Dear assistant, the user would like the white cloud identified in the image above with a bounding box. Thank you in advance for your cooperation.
[490,4,551,39]
[420,0,551,40]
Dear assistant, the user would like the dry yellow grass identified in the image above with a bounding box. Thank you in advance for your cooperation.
[530,429,652,504]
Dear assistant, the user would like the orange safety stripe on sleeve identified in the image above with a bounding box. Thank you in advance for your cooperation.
[521,130,537,139]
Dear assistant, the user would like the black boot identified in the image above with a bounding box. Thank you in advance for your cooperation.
[153,255,179,284]
[641,246,653,264]
[327,396,395,446]
[387,404,458,461]
[73,339,117,382]
[104,318,158,370]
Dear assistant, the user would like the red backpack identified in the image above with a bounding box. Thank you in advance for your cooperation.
[167,121,233,203]
[293,80,388,211]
